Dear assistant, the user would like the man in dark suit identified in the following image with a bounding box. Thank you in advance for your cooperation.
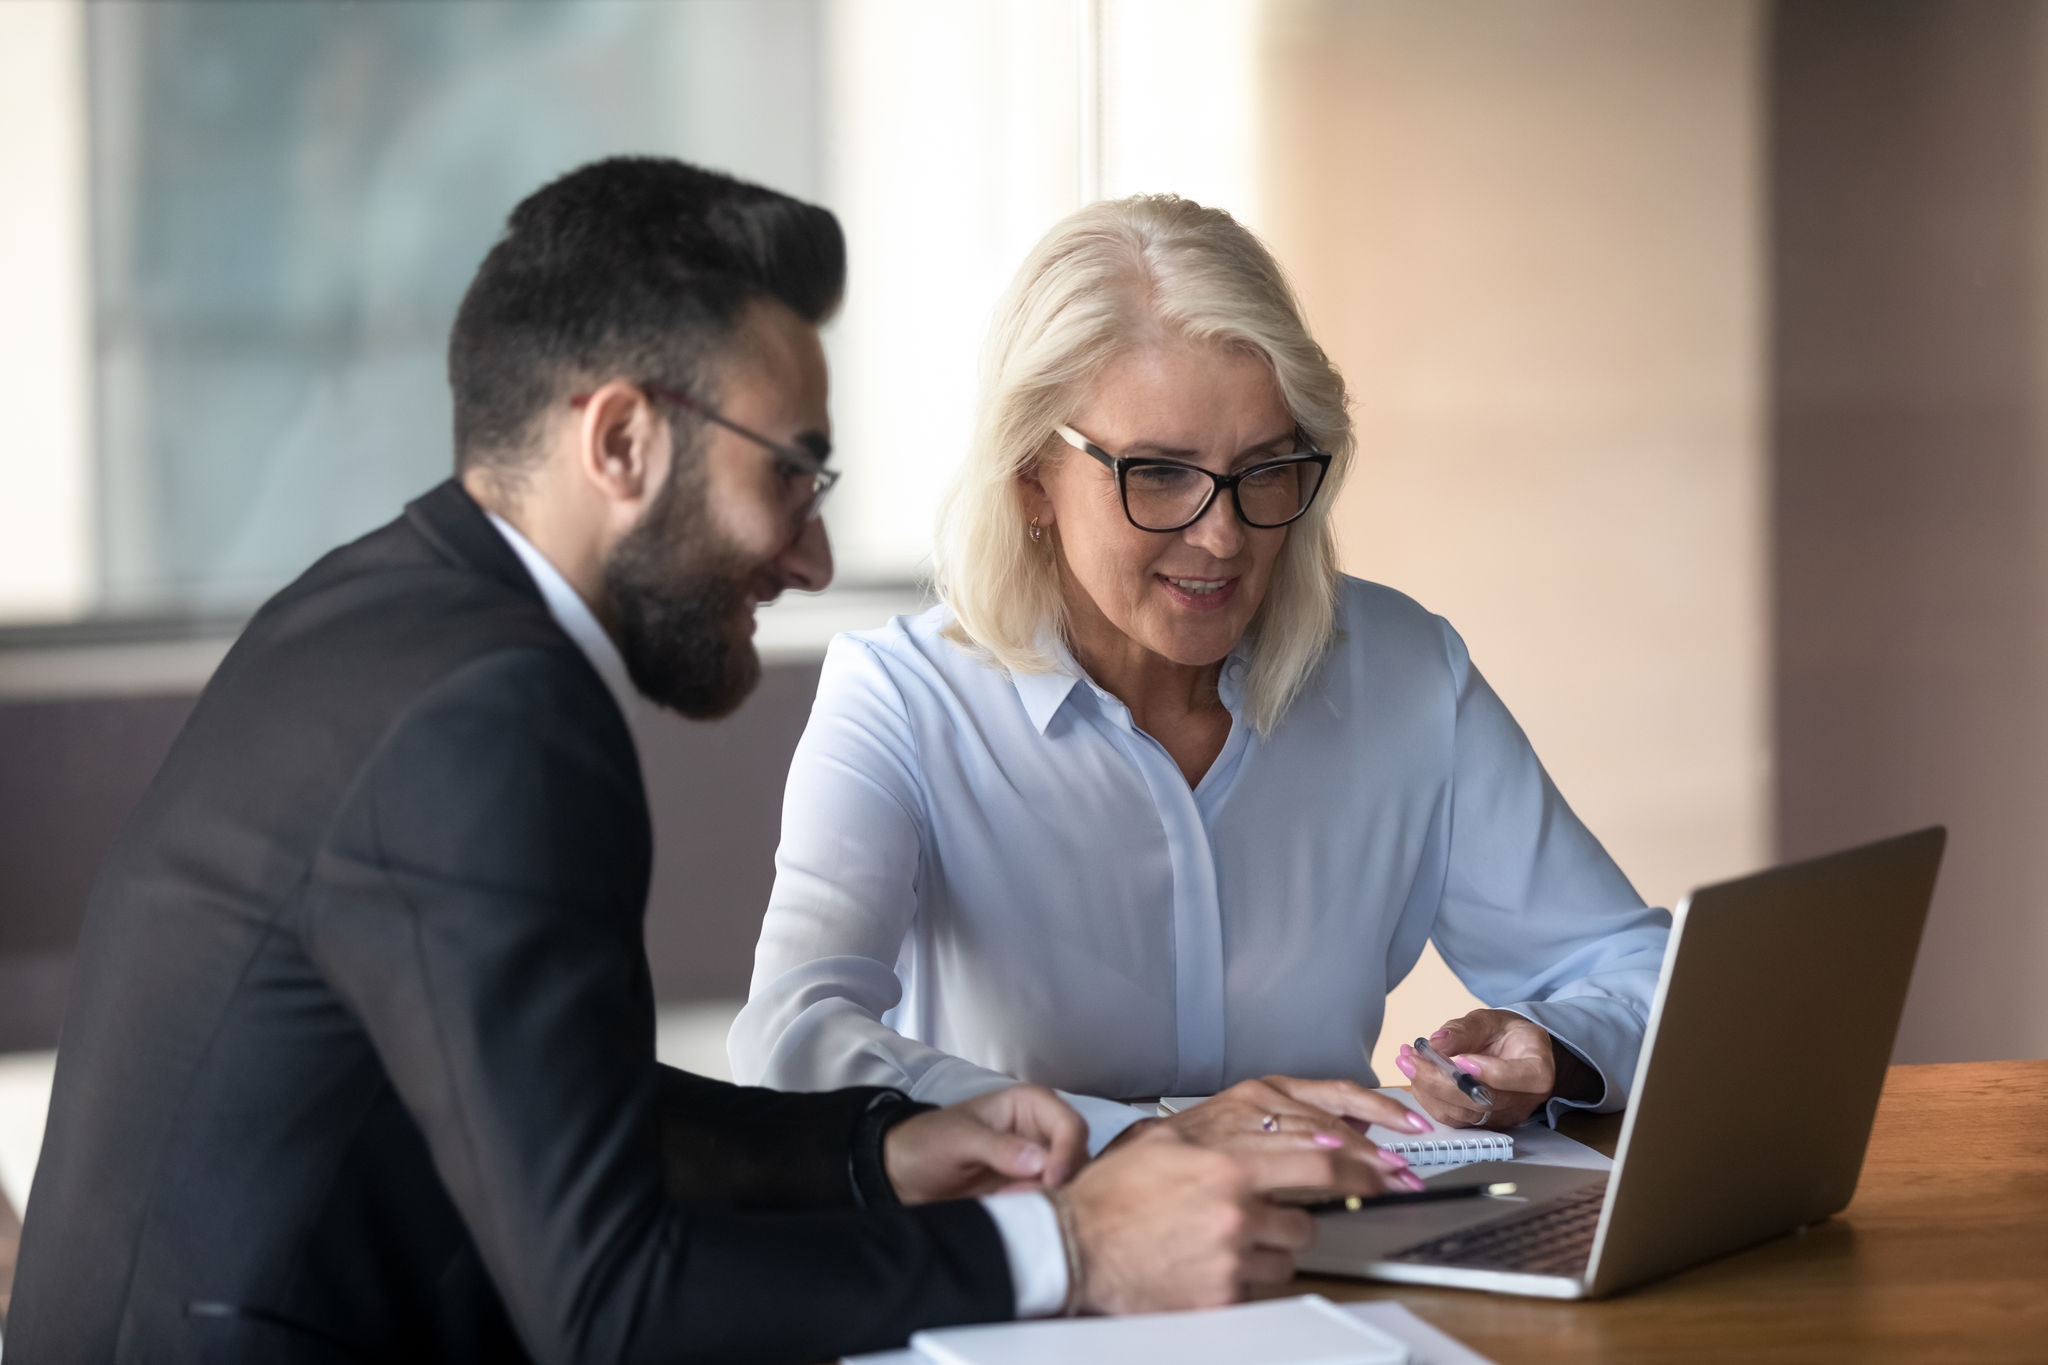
[7,159,1368,1363]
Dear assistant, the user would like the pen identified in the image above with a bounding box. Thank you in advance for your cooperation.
[1413,1035,1496,1110]
[1297,1180,1519,1215]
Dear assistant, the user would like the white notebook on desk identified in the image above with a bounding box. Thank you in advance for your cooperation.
[907,1294,1410,1365]
[1157,1091,1515,1168]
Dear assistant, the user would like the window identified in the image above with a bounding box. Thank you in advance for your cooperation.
[0,0,1262,623]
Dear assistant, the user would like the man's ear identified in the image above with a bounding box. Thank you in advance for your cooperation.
[574,379,668,516]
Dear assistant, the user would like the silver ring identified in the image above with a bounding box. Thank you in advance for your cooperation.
[1260,1113,1281,1133]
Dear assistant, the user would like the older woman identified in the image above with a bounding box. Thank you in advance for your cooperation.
[729,195,1669,1165]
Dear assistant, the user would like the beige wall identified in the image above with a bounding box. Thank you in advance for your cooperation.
[1772,1,2048,1064]
[1255,1,1768,1081]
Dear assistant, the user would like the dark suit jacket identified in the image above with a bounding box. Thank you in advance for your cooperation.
[7,482,1011,1363]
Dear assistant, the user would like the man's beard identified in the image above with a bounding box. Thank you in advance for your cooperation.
[602,459,764,720]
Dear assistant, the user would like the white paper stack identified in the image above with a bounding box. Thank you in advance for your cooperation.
[844,1297,1501,1365]
[905,1294,1409,1365]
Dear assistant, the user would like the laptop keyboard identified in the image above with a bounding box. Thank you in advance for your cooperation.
[1387,1185,1605,1278]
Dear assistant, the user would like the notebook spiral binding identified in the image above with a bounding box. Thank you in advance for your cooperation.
[1387,1132,1515,1166]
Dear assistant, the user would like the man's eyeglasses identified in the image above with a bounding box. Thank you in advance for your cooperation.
[569,382,840,524]
[1055,425,1331,533]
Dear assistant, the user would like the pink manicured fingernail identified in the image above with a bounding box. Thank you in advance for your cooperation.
[1398,1043,1414,1058]
[1401,1172,1427,1192]
[1430,1029,1451,1041]
[1376,1147,1409,1168]
[1313,1132,1344,1149]
[1453,1055,1483,1076]
[1394,1055,1417,1079]
[1405,1113,1434,1133]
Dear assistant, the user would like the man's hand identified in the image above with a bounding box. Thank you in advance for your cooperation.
[1396,1009,1598,1128]
[1052,1125,1387,1315]
[1109,1075,1429,1192]
[883,1085,1087,1204]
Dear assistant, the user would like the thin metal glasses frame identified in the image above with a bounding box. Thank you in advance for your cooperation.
[569,382,840,523]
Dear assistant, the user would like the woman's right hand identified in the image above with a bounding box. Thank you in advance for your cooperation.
[1108,1074,1432,1192]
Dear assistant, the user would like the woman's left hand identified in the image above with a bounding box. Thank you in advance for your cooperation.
[1396,1009,1572,1129]
[1108,1074,1434,1193]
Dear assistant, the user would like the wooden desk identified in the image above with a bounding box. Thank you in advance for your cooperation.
[1293,1061,2048,1362]
[1,1062,2039,1352]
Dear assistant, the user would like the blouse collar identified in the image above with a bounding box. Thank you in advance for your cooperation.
[1008,625,1252,735]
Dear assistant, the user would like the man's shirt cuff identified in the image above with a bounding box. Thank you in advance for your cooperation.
[977,1190,1068,1318]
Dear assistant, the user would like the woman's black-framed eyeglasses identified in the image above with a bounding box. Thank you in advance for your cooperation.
[1055,425,1331,533]
[570,382,840,524]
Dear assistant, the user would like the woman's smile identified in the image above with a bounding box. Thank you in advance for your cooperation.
[1157,573,1239,610]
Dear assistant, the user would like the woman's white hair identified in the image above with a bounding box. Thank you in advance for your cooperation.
[932,193,1353,734]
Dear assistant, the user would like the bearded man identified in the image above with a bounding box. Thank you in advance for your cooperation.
[6,159,1366,1364]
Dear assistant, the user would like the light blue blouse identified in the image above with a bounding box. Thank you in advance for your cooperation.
[730,576,1671,1150]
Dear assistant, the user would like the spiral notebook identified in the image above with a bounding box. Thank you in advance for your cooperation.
[1157,1089,1515,1167]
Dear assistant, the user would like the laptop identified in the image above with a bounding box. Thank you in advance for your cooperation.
[1297,826,1946,1299]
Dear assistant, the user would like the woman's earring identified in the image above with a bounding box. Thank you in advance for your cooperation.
[1030,518,1044,544]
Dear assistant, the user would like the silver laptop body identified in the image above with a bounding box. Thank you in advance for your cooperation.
[1297,827,1946,1300]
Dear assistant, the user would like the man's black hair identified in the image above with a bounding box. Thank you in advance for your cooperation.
[448,156,844,474]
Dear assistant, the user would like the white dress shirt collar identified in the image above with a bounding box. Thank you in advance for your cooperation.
[486,512,638,719]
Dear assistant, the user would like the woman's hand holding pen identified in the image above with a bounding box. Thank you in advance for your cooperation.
[1398,1008,1602,1128]
[1106,1074,1432,1193]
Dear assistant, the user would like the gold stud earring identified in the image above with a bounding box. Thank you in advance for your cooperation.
[1030,517,1044,543]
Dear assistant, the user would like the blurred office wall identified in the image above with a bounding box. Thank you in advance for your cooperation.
[1773,0,2048,1064]
[1260,1,1769,1079]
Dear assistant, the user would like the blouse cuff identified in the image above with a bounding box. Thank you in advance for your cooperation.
[895,1056,1151,1156]
[1056,1090,1153,1156]
[1498,997,1648,1125]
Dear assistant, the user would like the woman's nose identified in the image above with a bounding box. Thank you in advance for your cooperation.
[1181,488,1246,559]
